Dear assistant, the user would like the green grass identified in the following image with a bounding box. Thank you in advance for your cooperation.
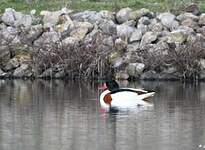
[0,0,205,14]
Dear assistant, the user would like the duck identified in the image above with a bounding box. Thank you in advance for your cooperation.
[99,80,155,110]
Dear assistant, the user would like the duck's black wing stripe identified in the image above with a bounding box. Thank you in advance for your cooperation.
[110,88,147,95]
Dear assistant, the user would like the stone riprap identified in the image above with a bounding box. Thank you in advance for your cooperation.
[0,6,205,80]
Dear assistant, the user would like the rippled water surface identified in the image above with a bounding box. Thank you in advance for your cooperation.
[0,80,205,150]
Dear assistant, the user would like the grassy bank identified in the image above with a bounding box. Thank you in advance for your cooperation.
[0,0,205,14]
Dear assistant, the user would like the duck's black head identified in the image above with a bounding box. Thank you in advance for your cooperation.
[105,80,119,91]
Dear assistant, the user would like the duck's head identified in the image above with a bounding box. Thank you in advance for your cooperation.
[100,80,119,91]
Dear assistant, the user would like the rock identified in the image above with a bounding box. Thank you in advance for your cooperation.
[117,24,136,40]
[126,63,145,77]
[115,71,129,80]
[181,18,198,29]
[0,46,10,67]
[56,18,74,33]
[199,14,205,26]
[166,30,188,44]
[129,8,153,20]
[14,14,32,27]
[71,11,99,22]
[130,29,143,42]
[200,59,205,70]
[103,36,114,47]
[137,24,148,34]
[157,12,176,29]
[140,32,158,46]
[127,42,140,52]
[176,13,198,22]
[34,30,60,46]
[1,8,33,27]
[1,8,15,25]
[98,10,115,20]
[55,71,65,78]
[4,58,19,71]
[116,7,132,24]
[20,24,43,44]
[39,68,53,78]
[199,70,205,80]
[0,69,7,78]
[115,38,127,51]
[197,26,205,36]
[40,8,72,28]
[124,51,141,63]
[150,22,163,32]
[140,71,159,80]
[109,52,125,68]
[138,17,151,25]
[1,26,19,42]
[184,3,200,15]
[62,37,78,47]
[70,27,89,41]
[98,20,117,35]
[13,64,33,77]
[73,21,93,32]
[122,20,136,27]
[177,26,194,34]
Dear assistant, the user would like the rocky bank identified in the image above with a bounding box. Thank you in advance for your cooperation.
[1,5,205,80]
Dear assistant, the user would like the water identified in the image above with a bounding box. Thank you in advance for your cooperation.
[0,80,205,150]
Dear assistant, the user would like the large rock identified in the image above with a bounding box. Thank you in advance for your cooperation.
[126,63,145,77]
[138,16,151,25]
[140,32,158,46]
[1,8,33,27]
[20,24,43,44]
[71,11,99,23]
[40,8,72,28]
[13,64,33,77]
[157,12,177,29]
[117,24,135,40]
[127,42,140,52]
[1,27,19,42]
[73,21,93,32]
[98,20,117,35]
[62,37,78,47]
[137,24,148,34]
[184,3,200,15]
[116,7,132,24]
[70,27,89,41]
[181,18,198,29]
[0,46,10,67]
[200,59,205,70]
[150,22,163,32]
[34,30,60,46]
[109,52,125,68]
[199,14,205,26]
[1,8,15,25]
[166,30,188,44]
[130,29,143,42]
[176,13,198,22]
[115,38,127,51]
[129,8,153,20]
[98,10,115,21]
[4,58,19,71]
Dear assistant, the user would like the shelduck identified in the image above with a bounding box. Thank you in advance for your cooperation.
[99,80,155,110]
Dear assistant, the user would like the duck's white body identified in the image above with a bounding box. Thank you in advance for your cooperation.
[100,88,155,109]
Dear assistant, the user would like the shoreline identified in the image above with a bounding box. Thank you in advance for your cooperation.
[0,5,205,81]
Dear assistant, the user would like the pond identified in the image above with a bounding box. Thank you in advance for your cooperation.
[0,80,204,150]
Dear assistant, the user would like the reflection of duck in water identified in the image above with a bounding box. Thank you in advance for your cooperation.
[99,80,155,110]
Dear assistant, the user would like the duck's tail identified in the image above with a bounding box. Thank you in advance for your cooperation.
[137,92,155,101]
